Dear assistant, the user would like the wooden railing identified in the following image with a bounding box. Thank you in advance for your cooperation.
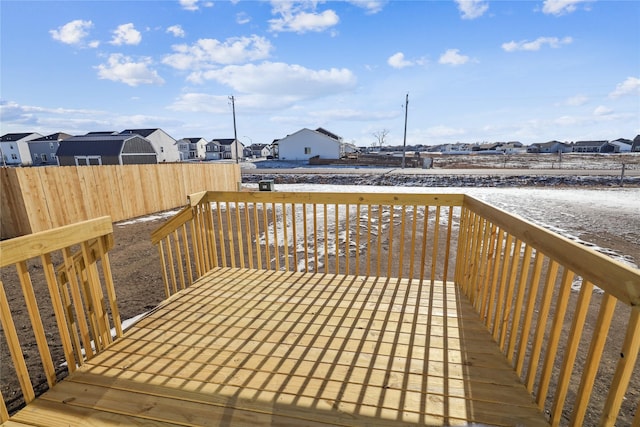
[153,190,640,426]
[0,217,122,421]
[456,196,640,427]
[151,191,465,297]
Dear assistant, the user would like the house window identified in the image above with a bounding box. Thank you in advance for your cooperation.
[41,154,48,162]
[74,155,102,166]
[11,154,17,160]
[304,147,311,154]
[34,153,39,160]
[160,147,164,152]
[49,143,55,149]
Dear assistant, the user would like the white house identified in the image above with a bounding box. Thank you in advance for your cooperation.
[120,128,180,162]
[176,137,208,161]
[0,132,43,166]
[277,128,342,161]
[212,138,245,161]
[248,143,272,158]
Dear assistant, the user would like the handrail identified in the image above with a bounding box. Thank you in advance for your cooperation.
[458,195,640,427]
[0,216,122,421]
[151,190,640,426]
[462,195,640,307]
[151,191,465,298]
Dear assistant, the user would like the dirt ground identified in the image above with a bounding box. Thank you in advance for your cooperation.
[1,192,639,426]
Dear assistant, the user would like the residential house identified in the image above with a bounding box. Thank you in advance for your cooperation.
[212,138,245,161]
[27,132,72,166]
[248,143,272,158]
[609,138,633,153]
[120,128,179,162]
[472,142,502,153]
[277,128,342,161]
[204,140,222,161]
[433,143,473,154]
[632,135,640,152]
[572,140,615,153]
[342,142,359,156]
[56,134,157,166]
[527,141,572,154]
[495,142,526,154]
[0,132,43,166]
[176,137,208,161]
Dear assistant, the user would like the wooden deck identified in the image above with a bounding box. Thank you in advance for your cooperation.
[5,267,547,427]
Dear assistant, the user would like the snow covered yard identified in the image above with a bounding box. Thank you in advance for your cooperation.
[242,183,640,270]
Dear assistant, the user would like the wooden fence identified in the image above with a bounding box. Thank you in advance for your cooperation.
[0,163,240,239]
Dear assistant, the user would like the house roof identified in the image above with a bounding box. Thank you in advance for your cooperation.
[1,132,39,142]
[534,140,567,148]
[57,135,138,157]
[315,127,341,141]
[30,132,73,142]
[574,140,609,147]
[120,129,159,137]
[212,138,236,145]
[85,131,118,136]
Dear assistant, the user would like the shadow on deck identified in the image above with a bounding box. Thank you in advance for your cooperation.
[7,268,546,426]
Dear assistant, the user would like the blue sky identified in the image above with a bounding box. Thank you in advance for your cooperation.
[1,0,638,147]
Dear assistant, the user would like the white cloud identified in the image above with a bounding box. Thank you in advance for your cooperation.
[439,49,470,66]
[270,9,339,33]
[163,35,273,70]
[96,54,165,86]
[168,93,229,113]
[179,0,213,11]
[425,125,466,138]
[594,105,613,116]
[236,12,251,25]
[110,23,142,46]
[454,0,489,19]
[269,1,339,33]
[609,77,640,98]
[309,108,396,121]
[502,36,572,52]
[185,62,356,99]
[387,52,413,69]
[50,20,96,46]
[542,0,592,16]
[167,25,185,38]
[565,94,589,106]
[346,1,387,14]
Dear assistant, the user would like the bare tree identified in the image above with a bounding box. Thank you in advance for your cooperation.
[372,129,389,149]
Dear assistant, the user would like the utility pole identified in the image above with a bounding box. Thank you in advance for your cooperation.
[401,93,409,169]
[229,95,239,163]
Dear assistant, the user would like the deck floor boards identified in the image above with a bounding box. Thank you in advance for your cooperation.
[5,268,548,426]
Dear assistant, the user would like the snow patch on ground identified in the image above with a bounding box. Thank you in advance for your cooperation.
[116,208,182,226]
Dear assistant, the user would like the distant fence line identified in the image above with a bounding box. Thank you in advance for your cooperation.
[1,163,240,239]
